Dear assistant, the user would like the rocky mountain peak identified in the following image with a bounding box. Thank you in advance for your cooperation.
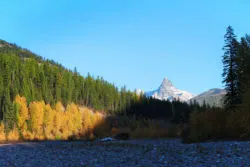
[144,77,194,102]
[160,78,173,87]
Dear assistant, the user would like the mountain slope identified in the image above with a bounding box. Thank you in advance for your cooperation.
[190,88,226,107]
[145,78,194,102]
[0,39,137,116]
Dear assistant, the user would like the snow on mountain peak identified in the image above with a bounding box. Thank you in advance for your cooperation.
[161,77,173,87]
[145,78,194,102]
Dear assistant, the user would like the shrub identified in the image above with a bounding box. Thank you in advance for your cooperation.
[93,119,112,138]
[130,123,171,139]
[187,110,250,142]
[117,117,178,139]
[7,126,19,141]
[226,110,250,139]
[0,123,6,142]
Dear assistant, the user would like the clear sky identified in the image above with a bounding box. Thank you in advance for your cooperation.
[1,0,249,94]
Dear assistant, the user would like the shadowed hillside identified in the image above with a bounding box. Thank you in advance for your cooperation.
[190,88,226,107]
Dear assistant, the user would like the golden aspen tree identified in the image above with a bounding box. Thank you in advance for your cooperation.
[14,95,29,132]
[94,112,103,125]
[29,101,45,139]
[57,114,64,139]
[65,108,74,138]
[55,102,65,112]
[54,101,66,139]
[81,108,94,134]
[43,104,56,139]
[54,108,64,139]
[67,103,82,135]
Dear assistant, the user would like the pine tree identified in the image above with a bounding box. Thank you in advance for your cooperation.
[239,36,250,110]
[237,38,249,107]
[2,90,16,134]
[222,26,240,109]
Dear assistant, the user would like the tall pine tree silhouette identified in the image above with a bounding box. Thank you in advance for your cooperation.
[222,26,240,109]
[239,36,250,110]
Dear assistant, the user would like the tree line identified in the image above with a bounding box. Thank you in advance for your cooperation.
[121,96,215,123]
[222,26,250,110]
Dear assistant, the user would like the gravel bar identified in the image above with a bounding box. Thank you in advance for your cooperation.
[0,139,249,167]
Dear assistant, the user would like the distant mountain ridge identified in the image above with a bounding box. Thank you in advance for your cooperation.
[190,88,226,107]
[144,78,194,102]
[137,78,225,107]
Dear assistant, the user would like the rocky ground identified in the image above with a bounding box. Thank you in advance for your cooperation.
[0,139,250,167]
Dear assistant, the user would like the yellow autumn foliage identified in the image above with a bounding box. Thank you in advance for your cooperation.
[66,103,82,135]
[7,126,19,141]
[29,101,45,139]
[43,104,56,140]
[54,108,64,139]
[81,107,95,134]
[0,95,180,142]
[55,101,65,112]
[0,95,109,142]
[15,95,29,132]
[22,130,35,141]
[0,123,6,142]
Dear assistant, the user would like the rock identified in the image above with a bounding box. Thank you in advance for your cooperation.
[100,137,117,142]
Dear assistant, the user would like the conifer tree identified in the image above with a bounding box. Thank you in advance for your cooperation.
[237,38,249,106]
[222,26,240,109]
[239,36,250,110]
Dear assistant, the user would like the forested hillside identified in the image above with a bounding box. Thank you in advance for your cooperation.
[0,39,138,118]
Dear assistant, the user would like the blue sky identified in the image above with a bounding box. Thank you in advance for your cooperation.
[1,0,250,94]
